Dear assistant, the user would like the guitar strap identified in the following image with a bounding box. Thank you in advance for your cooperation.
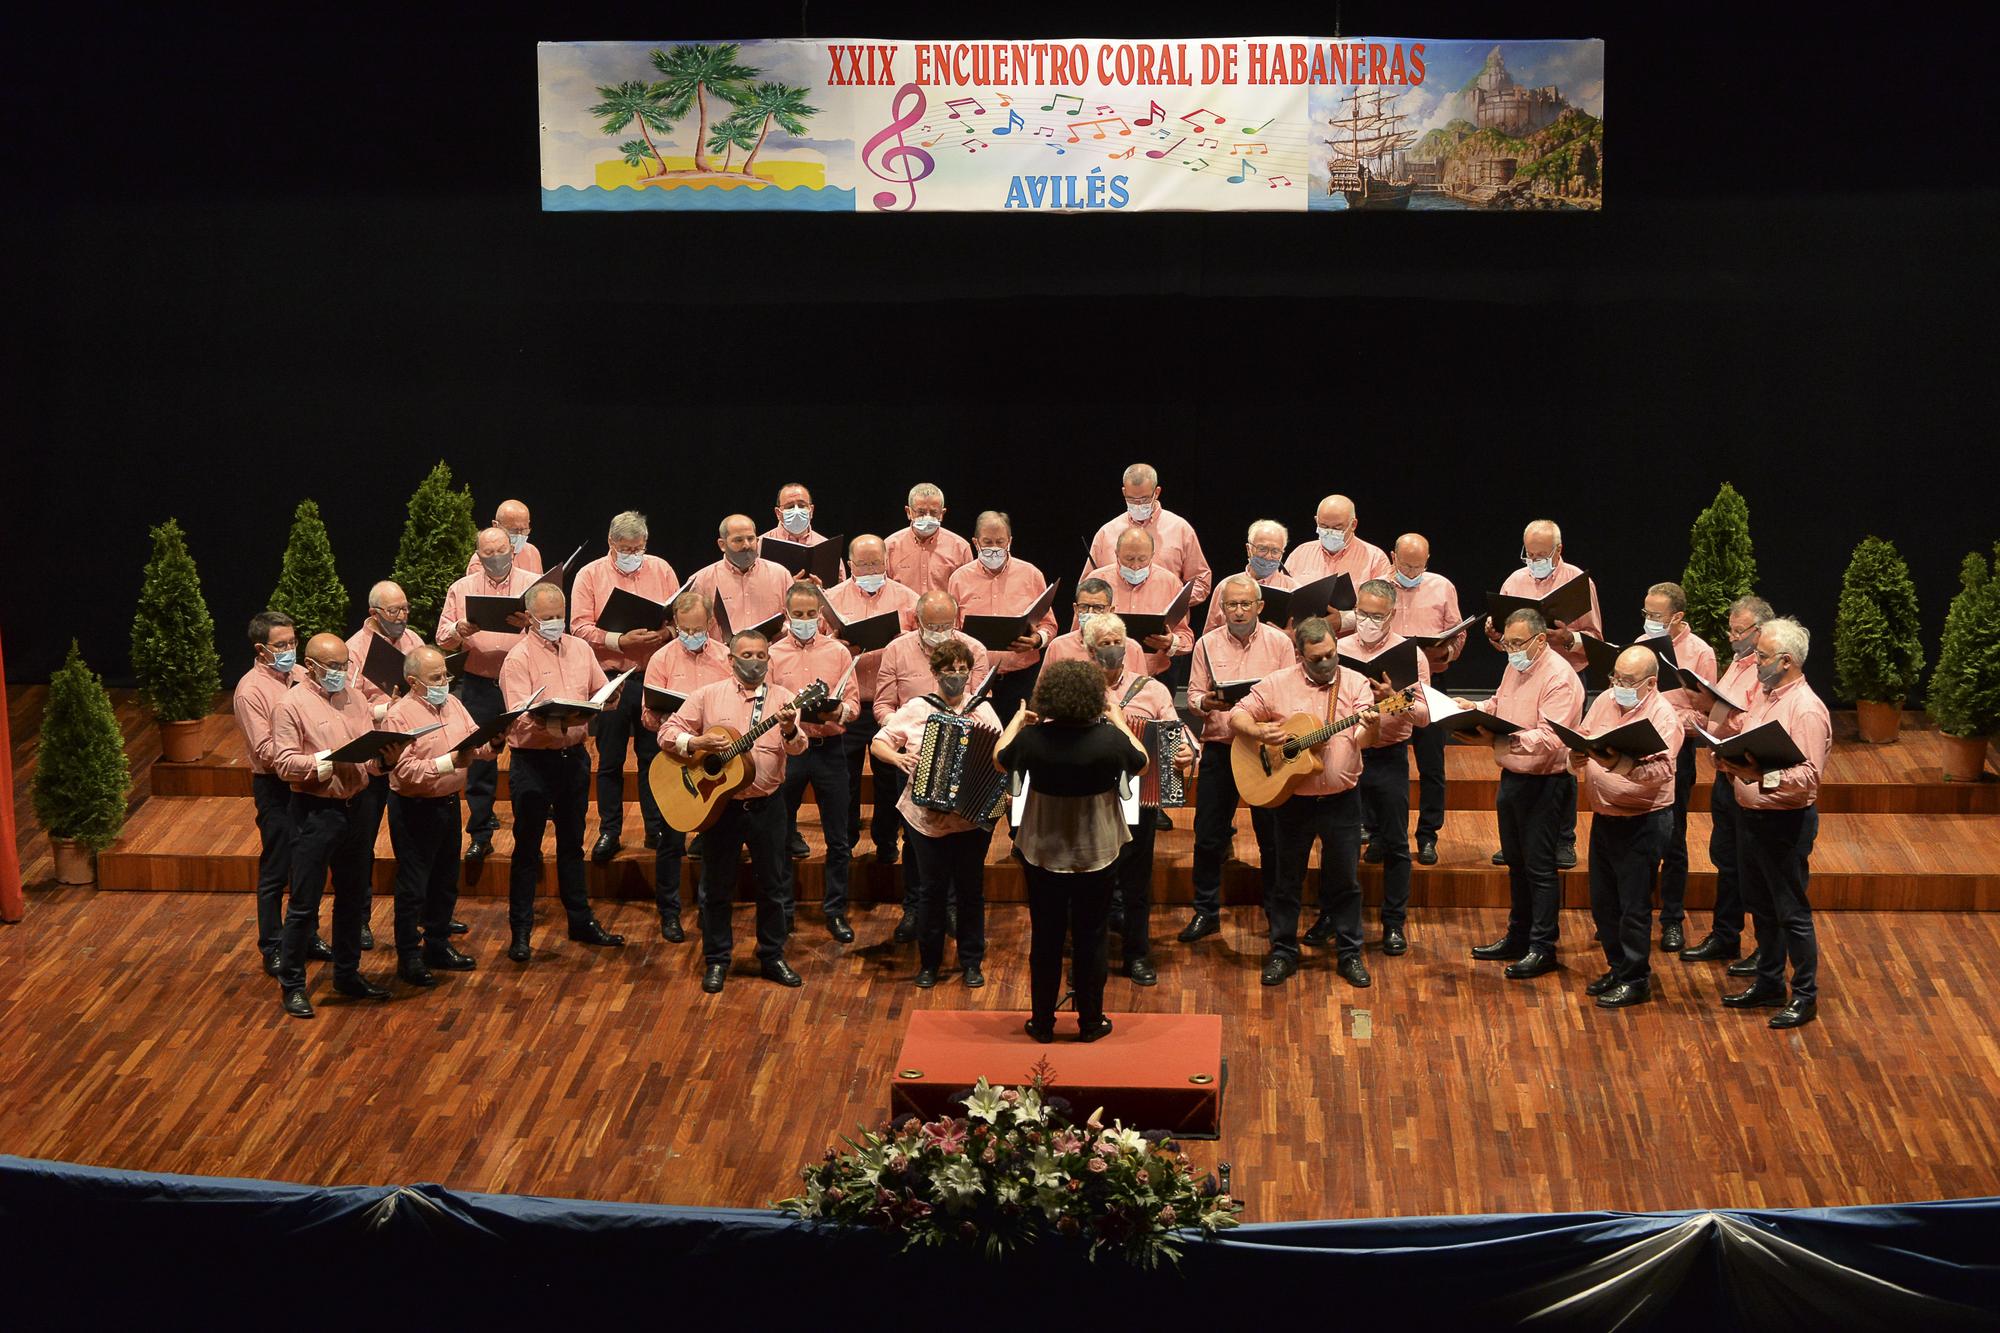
[748,685,766,731]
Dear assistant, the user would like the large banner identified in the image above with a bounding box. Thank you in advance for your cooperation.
[539,37,1604,214]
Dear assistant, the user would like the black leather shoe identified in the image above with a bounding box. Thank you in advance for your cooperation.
[262,948,280,978]
[1261,954,1297,986]
[1471,937,1529,961]
[1382,927,1408,956]
[644,830,661,850]
[892,910,918,944]
[1769,998,1817,1029]
[1726,955,1763,978]
[788,836,810,860]
[1078,1016,1114,1042]
[1416,836,1438,866]
[1126,958,1157,986]
[281,988,315,1019]
[660,916,686,943]
[1681,934,1740,963]
[701,962,727,993]
[397,960,437,987]
[507,931,531,963]
[875,842,898,866]
[1024,1017,1055,1044]
[1723,982,1787,1009]
[568,920,626,947]
[1585,970,1617,997]
[1336,954,1372,988]
[1362,840,1385,863]
[1491,848,1508,866]
[962,964,985,989]
[1178,912,1220,943]
[448,919,468,935]
[1302,914,1337,947]
[591,832,621,864]
[1595,981,1651,1008]
[423,944,476,971]
[333,974,390,1000]
[465,835,493,862]
[914,967,938,989]
[686,834,705,860]
[309,936,335,962]
[1149,807,1173,831]
[1505,948,1558,979]
[1660,924,1685,954]
[825,914,855,943]
[359,925,375,951]
[1555,842,1578,870]
[761,960,804,988]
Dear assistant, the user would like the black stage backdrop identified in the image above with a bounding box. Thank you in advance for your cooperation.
[6,3,1995,695]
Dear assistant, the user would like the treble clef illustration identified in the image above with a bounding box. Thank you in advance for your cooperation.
[861,83,934,213]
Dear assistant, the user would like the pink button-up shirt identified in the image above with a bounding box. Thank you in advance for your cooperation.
[822,577,921,703]
[1233,663,1374,797]
[1649,624,1718,734]
[1086,507,1213,605]
[1282,536,1391,589]
[879,696,1004,838]
[759,524,843,578]
[1497,562,1602,672]
[1088,564,1194,676]
[1575,687,1683,815]
[689,557,792,638]
[873,630,991,726]
[769,633,861,738]
[568,552,682,673]
[1720,676,1831,811]
[466,542,543,578]
[1188,622,1296,745]
[1387,572,1466,674]
[1708,649,1763,716]
[233,662,305,775]
[271,679,379,800]
[885,525,974,596]
[640,637,734,732]
[1202,567,1297,634]
[345,623,425,708]
[1106,670,1176,728]
[438,565,537,679]
[1042,631,1147,679]
[661,677,809,800]
[383,691,490,798]
[1479,645,1584,775]
[500,632,609,750]
[948,555,1058,676]
[1340,630,1433,745]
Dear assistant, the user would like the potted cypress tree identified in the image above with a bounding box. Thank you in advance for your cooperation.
[389,461,478,635]
[1834,535,1926,743]
[1926,544,2000,781]
[269,498,351,641]
[130,518,224,763]
[1679,482,1757,650]
[33,642,132,884]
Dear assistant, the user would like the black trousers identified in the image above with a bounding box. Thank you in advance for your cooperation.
[1655,744,1698,927]
[699,794,788,967]
[782,737,851,916]
[507,746,592,932]
[653,825,688,919]
[1113,815,1156,963]
[1024,861,1114,1027]
[356,773,387,919]
[594,676,663,843]
[1270,788,1362,961]
[278,792,374,989]
[1705,774,1745,947]
[910,825,992,970]
[1495,770,1563,950]
[1556,769,1578,848]
[1190,740,1275,917]
[386,791,461,957]
[1358,742,1413,930]
[1410,720,1448,840]
[1588,806,1670,984]
[251,772,295,954]
[456,673,505,837]
[1743,805,1820,1002]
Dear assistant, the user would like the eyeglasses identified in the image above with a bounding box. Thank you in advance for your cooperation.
[1609,674,1649,689]
[1353,610,1390,626]
[1500,637,1538,651]
[1754,651,1788,666]
[1075,603,1109,614]
[1248,545,1284,558]
[1221,600,1261,612]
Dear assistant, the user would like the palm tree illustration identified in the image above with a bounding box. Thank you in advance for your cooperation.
[706,117,759,173]
[588,81,674,178]
[650,44,756,172]
[736,82,820,176]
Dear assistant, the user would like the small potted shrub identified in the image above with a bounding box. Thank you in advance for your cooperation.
[33,642,132,884]
[130,518,224,762]
[1680,482,1757,650]
[1926,545,2000,781]
[269,498,351,640]
[389,460,479,634]
[1834,535,1925,743]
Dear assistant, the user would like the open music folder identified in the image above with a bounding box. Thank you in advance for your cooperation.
[1545,714,1670,760]
[1579,633,1686,693]
[595,586,672,637]
[1340,639,1420,691]
[713,597,784,646]
[324,722,444,765]
[358,633,412,698]
[1404,614,1480,650]
[1692,720,1807,772]
[527,670,633,724]
[453,686,544,754]
[961,582,1059,652]
[1486,571,1594,630]
[759,535,844,585]
[1121,581,1195,642]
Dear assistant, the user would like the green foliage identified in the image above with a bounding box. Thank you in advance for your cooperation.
[269,498,350,642]
[129,518,223,722]
[588,80,674,138]
[1834,535,1925,703]
[735,82,821,172]
[1926,544,2000,737]
[1679,483,1758,649]
[707,115,758,166]
[389,461,477,635]
[647,44,756,119]
[33,642,131,851]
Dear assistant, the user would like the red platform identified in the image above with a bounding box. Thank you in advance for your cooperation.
[889,1011,1224,1138]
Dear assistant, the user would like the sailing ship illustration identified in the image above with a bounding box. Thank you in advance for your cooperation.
[1325,88,1417,209]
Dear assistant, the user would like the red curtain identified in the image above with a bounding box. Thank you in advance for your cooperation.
[1,631,23,921]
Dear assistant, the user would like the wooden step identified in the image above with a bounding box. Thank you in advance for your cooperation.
[95,797,2000,911]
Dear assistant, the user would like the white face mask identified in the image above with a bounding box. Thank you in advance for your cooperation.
[537,618,565,641]
[1318,526,1348,554]
[1526,556,1555,580]
[977,546,1008,571]
[789,617,817,642]
[1642,618,1667,638]
[781,506,812,535]
[1355,616,1388,646]
[910,515,941,536]
[614,551,644,575]
[854,573,887,594]
[1119,564,1151,587]
[1612,685,1643,709]
[507,531,529,553]
[1126,500,1154,522]
[919,626,951,648]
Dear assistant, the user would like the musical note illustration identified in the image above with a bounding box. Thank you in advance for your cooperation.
[1135,100,1167,127]
[1047,142,1067,155]
[961,138,989,153]
[1110,146,1136,160]
[995,91,1013,106]
[1152,127,1171,139]
[1229,142,1270,155]
[1067,116,1132,143]
[1033,125,1056,138]
[1185,157,1209,172]
[1041,92,1083,115]
[1094,103,1116,116]
[1228,157,1259,184]
[991,108,1026,136]
[861,83,935,214]
[1179,107,1227,130]
[1198,137,1220,150]
[945,97,986,119]
[1241,116,1275,135]
[1144,135,1187,160]
[1267,175,1292,188]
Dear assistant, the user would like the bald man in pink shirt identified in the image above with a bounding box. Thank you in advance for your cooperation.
[1283,494,1392,632]
[437,526,537,856]
[948,509,1057,723]
[1386,533,1464,864]
[689,514,792,638]
[823,535,921,870]
[1090,527,1194,678]
[464,499,543,577]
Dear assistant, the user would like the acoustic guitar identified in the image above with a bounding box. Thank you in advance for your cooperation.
[1230,686,1416,809]
[649,680,830,833]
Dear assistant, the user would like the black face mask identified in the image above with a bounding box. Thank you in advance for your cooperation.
[937,673,969,697]
[1303,656,1338,684]
[733,657,768,684]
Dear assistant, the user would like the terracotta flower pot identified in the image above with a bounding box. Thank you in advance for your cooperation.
[51,838,95,885]
[158,718,206,763]
[1939,733,1993,783]
[1853,699,1903,744]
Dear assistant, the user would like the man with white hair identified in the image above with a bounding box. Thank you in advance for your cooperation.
[1679,594,1776,966]
[689,513,791,636]
[436,527,537,860]
[885,483,973,596]
[1385,533,1464,865]
[1203,519,1295,634]
[1084,462,1213,611]
[465,499,542,576]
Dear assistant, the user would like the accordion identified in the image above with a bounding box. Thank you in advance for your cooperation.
[1140,719,1190,809]
[909,711,1008,830]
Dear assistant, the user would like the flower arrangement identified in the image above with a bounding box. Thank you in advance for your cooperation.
[779,1068,1242,1268]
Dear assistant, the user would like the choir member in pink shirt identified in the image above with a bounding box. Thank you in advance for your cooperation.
[823,535,921,872]
[1044,579,1147,678]
[1677,595,1774,965]
[497,582,626,964]
[770,582,861,941]
[1083,462,1213,608]
[948,509,1057,721]
[661,629,810,993]
[567,510,681,864]
[689,514,793,639]
[436,526,537,855]
[1565,645,1683,1008]
[1231,617,1380,989]
[1387,534,1462,863]
[464,498,543,577]
[1282,495,1392,633]
[1344,580,1434,958]
[233,611,310,974]
[347,581,423,714]
[270,633,410,1017]
[1639,580,1718,955]
[1090,527,1194,678]
[638,588,735,941]
[761,482,843,582]
[1203,520,1296,634]
[1708,617,1830,1028]
[884,482,974,596]
[382,645,496,986]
